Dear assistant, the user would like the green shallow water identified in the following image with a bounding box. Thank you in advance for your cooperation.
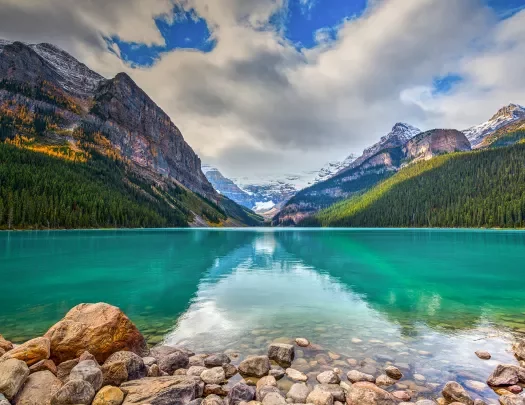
[1,228,525,402]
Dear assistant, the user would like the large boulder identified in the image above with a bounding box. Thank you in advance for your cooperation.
[267,344,294,367]
[239,356,270,378]
[442,382,473,405]
[45,303,148,364]
[103,351,147,381]
[0,358,29,400]
[227,383,256,405]
[487,365,525,387]
[286,383,311,403]
[50,379,95,405]
[12,370,62,405]
[92,385,125,405]
[68,360,103,391]
[120,375,202,405]
[345,382,396,405]
[1,337,50,366]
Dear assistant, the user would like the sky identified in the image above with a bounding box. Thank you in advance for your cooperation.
[0,0,525,182]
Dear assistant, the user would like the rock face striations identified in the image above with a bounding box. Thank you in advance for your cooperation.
[403,129,471,163]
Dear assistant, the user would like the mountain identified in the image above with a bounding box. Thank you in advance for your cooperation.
[403,129,471,162]
[0,39,262,228]
[303,142,525,229]
[313,154,357,183]
[463,103,525,147]
[202,165,255,209]
[272,122,423,225]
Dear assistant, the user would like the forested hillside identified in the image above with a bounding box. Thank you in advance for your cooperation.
[303,143,525,228]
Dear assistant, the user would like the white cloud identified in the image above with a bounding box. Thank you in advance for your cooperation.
[0,0,524,180]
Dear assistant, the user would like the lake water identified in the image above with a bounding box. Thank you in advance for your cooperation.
[1,229,525,402]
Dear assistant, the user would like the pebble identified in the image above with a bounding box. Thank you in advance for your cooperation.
[295,338,310,347]
[475,351,491,360]
[286,368,308,382]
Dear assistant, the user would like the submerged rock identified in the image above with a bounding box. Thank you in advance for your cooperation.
[475,351,491,360]
[295,338,310,347]
[346,370,374,383]
[0,358,29,400]
[375,374,396,387]
[269,368,285,380]
[384,366,403,380]
[442,381,473,405]
[45,303,148,364]
[285,368,307,382]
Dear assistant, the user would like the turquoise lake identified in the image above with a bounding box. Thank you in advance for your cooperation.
[1,228,525,402]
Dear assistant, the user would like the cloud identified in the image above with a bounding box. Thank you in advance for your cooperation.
[0,0,524,181]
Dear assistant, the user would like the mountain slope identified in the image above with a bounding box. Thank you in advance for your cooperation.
[304,143,525,228]
[202,165,255,209]
[0,39,262,227]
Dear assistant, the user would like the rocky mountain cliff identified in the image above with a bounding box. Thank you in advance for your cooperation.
[404,129,470,162]
[202,165,255,209]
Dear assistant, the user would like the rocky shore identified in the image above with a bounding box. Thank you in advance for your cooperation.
[0,303,524,405]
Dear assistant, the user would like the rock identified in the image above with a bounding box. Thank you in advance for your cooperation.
[306,389,333,405]
[201,367,226,385]
[262,392,286,405]
[499,395,525,405]
[487,364,525,387]
[203,394,225,405]
[257,376,277,391]
[475,351,491,360]
[190,355,207,367]
[465,380,486,392]
[227,383,256,405]
[513,341,525,361]
[29,359,57,375]
[68,360,103,391]
[295,339,309,348]
[346,370,374,383]
[473,401,487,405]
[340,382,352,393]
[147,364,161,377]
[92,386,124,405]
[0,336,13,353]
[120,375,202,404]
[316,371,340,385]
[78,351,98,363]
[415,401,438,405]
[384,366,402,380]
[45,303,148,364]
[269,368,285,381]
[204,384,229,397]
[345,382,396,405]
[101,360,128,387]
[268,345,294,368]
[286,383,311,403]
[509,386,523,394]
[103,351,147,381]
[188,366,207,377]
[11,370,62,405]
[142,356,157,367]
[392,391,411,401]
[414,374,426,383]
[239,356,271,378]
[286,368,307,382]
[50,379,95,405]
[314,384,345,402]
[375,375,396,387]
[175,368,188,375]
[189,399,204,405]
[224,364,238,379]
[0,358,29,400]
[442,382,473,405]
[0,393,9,405]
[205,354,231,367]
[1,337,50,367]
[156,350,190,374]
[256,386,281,402]
[56,359,78,382]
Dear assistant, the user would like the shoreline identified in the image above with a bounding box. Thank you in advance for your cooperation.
[1,303,524,405]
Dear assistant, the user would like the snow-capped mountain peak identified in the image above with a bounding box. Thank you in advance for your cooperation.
[463,103,525,147]
[387,122,422,142]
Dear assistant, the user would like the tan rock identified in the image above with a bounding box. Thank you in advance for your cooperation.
[345,382,396,405]
[120,375,201,404]
[1,337,50,366]
[29,359,57,375]
[12,370,62,405]
[92,386,125,405]
[306,389,333,405]
[49,379,95,405]
[101,360,128,386]
[442,382,473,405]
[0,336,13,353]
[0,358,29,400]
[56,359,78,382]
[45,303,148,364]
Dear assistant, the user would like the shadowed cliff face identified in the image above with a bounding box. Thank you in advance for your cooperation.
[0,40,215,199]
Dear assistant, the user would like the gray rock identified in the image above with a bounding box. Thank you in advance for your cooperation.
[305,389,333,405]
[269,368,285,381]
[68,360,102,391]
[189,355,207,367]
[0,358,29,400]
[262,392,286,405]
[50,379,95,405]
[0,393,9,405]
[120,375,202,405]
[487,364,525,387]
[314,384,345,402]
[56,360,78,382]
[268,344,294,367]
[346,370,374,383]
[156,350,190,374]
[256,376,277,391]
[286,383,311,403]
[223,364,238,379]
[204,384,229,397]
[201,367,226,385]
[375,374,396,387]
[188,366,207,377]
[345,382,396,405]
[205,354,231,367]
[499,395,525,405]
[384,366,403,380]
[203,394,224,405]
[285,368,307,382]
[316,371,340,385]
[256,386,281,402]
[143,356,157,367]
[227,383,256,405]
[474,351,491,360]
[150,345,194,359]
[239,356,270,378]
[12,370,62,405]
[103,352,147,380]
[442,381,473,405]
